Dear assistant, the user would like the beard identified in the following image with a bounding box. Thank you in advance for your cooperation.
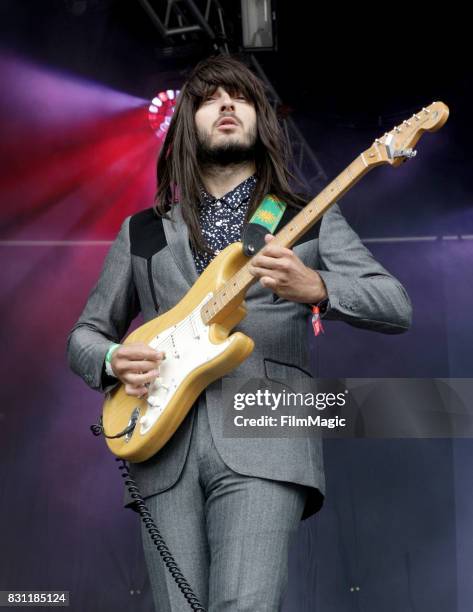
[196,125,257,167]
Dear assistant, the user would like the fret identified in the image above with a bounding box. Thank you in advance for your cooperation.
[278,228,288,243]
[330,176,340,199]
[346,163,354,181]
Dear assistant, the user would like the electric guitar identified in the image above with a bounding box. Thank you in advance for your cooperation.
[101,101,449,462]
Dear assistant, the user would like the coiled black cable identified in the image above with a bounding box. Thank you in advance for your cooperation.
[116,459,206,612]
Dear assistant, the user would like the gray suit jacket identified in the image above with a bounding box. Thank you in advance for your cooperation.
[66,201,412,520]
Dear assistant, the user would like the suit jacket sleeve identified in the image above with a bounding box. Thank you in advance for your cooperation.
[316,203,412,333]
[66,217,140,392]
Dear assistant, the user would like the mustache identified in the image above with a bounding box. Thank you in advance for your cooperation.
[215,114,240,128]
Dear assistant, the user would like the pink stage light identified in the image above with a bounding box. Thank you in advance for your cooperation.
[148,89,179,139]
[0,55,161,239]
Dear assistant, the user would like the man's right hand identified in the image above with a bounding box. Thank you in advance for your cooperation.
[110,342,165,398]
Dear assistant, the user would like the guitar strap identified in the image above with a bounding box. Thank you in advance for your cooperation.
[241,194,286,257]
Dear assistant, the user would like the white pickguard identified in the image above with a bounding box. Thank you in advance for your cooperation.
[138,293,233,435]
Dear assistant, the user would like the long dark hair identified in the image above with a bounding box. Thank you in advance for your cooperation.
[154,54,307,255]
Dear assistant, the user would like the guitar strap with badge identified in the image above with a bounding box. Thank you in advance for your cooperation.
[241,194,287,256]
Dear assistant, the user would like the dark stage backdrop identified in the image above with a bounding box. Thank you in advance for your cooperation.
[0,2,472,611]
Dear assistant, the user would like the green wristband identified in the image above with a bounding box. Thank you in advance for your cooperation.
[105,343,121,364]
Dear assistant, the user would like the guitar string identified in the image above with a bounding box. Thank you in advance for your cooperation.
[145,284,241,354]
[142,307,224,380]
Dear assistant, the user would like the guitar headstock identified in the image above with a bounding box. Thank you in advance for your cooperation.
[363,101,449,167]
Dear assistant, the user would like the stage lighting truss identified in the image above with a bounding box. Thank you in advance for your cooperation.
[148,89,180,138]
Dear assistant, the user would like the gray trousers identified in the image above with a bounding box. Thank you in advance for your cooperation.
[140,402,307,612]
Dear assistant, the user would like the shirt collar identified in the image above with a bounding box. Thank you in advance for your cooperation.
[199,173,257,209]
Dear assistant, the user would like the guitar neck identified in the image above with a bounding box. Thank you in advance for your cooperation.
[200,152,377,325]
[274,153,374,250]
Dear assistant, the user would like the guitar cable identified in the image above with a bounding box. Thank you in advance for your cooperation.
[90,414,137,439]
[90,426,207,611]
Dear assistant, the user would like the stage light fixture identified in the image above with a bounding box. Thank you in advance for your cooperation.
[148,89,179,139]
[241,0,276,51]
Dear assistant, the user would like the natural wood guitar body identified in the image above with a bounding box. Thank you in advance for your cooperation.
[102,241,254,461]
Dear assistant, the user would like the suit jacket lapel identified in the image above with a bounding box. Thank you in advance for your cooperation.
[162,202,199,288]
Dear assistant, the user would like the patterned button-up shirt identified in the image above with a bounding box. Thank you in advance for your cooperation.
[189,174,329,316]
[191,174,257,275]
